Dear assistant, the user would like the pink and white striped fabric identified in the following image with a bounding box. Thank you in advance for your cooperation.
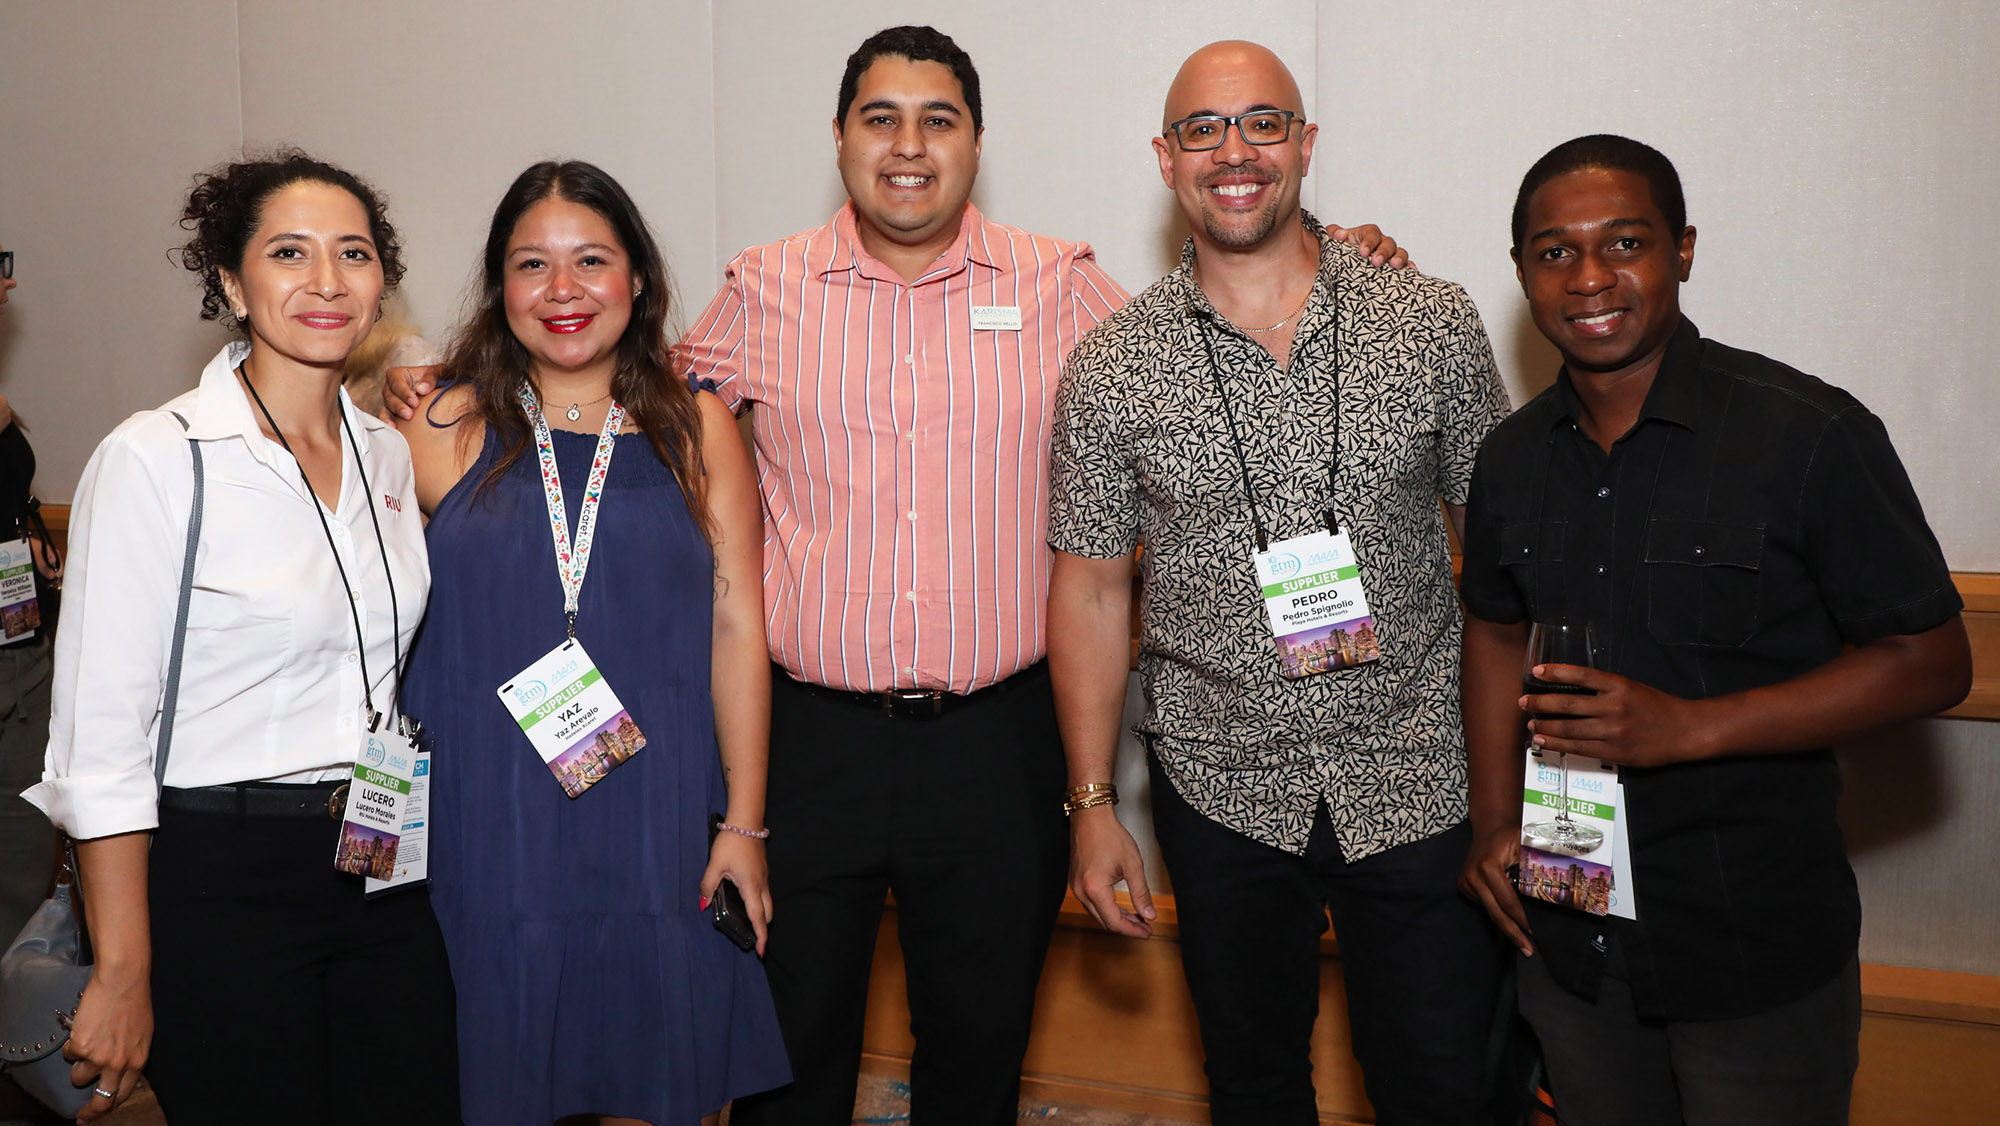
[674,203,1128,694]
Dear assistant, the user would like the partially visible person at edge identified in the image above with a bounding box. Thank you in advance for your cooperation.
[0,236,64,954]
[341,290,437,418]
[1048,41,1511,1125]
[395,160,788,1125]
[382,26,1406,1125]
[25,152,458,1123]
[1457,134,1971,1126]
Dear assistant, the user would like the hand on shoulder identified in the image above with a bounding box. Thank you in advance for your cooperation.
[397,381,481,516]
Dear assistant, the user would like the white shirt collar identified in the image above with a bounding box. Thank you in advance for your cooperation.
[182,341,381,464]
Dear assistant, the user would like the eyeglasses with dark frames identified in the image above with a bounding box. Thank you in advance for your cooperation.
[0,251,12,280]
[1164,110,1301,152]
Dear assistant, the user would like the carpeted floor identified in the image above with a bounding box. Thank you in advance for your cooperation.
[5,1073,1206,1125]
[849,1074,1202,1125]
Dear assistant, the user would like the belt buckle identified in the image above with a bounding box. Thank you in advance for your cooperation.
[882,688,945,718]
[328,783,350,820]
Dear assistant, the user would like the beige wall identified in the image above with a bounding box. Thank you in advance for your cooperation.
[0,1,242,492]
[1,0,1994,973]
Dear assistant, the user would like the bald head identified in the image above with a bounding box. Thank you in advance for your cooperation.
[1162,41,1303,130]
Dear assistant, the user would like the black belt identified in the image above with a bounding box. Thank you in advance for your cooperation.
[160,779,350,820]
[784,660,1047,719]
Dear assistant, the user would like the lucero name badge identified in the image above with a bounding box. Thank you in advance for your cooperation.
[1253,528,1381,678]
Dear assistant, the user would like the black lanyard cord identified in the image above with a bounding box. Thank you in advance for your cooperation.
[240,366,402,727]
[1192,284,1342,554]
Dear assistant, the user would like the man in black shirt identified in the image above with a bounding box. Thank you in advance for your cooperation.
[1457,136,1971,1124]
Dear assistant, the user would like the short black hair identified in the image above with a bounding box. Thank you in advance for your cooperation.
[836,25,983,133]
[177,149,404,328]
[1512,134,1686,253]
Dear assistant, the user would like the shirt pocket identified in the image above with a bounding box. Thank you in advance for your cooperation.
[1499,519,1565,623]
[1643,518,1765,648]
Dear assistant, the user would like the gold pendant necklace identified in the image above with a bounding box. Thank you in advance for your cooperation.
[551,392,613,422]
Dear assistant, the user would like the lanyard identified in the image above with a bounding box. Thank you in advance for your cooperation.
[241,367,401,728]
[1193,285,1341,553]
[516,383,624,638]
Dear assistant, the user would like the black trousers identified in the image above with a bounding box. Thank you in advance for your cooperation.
[1517,940,1860,1125]
[730,666,1070,1126]
[1150,753,1503,1125]
[146,791,460,1125]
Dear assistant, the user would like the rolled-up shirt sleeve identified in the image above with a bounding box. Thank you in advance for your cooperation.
[1048,331,1143,559]
[672,264,750,409]
[1434,284,1511,506]
[24,416,189,839]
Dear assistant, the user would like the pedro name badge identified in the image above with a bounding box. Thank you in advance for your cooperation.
[497,638,647,798]
[1254,528,1381,679]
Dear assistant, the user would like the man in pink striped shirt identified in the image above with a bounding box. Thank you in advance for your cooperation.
[674,28,1115,1124]
[672,27,1404,1126]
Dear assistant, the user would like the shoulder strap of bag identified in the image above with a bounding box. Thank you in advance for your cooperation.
[156,412,204,786]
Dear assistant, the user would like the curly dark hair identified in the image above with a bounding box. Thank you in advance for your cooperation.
[837,26,982,132]
[438,160,710,537]
[176,149,405,329]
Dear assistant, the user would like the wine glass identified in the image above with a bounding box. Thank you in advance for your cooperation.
[1520,620,1604,854]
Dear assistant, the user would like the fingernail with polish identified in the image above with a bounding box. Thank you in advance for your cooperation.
[699,896,710,910]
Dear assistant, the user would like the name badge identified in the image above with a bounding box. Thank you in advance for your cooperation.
[336,715,425,892]
[497,638,647,798]
[1253,528,1380,678]
[970,304,1022,331]
[0,538,40,642]
[1516,750,1636,919]
[366,746,431,894]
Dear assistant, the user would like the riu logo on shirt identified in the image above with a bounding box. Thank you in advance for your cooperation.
[383,494,403,513]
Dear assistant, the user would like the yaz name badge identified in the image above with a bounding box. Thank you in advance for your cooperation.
[1254,528,1380,678]
[498,638,647,798]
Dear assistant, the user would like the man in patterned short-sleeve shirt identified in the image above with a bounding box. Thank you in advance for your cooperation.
[1046,41,1511,1123]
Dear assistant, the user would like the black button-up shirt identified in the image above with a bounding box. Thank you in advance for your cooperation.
[1460,318,1961,1020]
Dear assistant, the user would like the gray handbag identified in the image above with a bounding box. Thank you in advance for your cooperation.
[0,413,202,1116]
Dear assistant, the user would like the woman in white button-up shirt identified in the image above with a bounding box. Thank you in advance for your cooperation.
[25,153,457,1124]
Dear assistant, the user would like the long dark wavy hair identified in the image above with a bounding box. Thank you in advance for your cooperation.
[441,160,708,535]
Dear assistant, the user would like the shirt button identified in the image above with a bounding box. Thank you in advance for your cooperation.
[905,591,917,601]
[1596,486,1611,499]
[907,510,918,521]
[1595,565,1607,575]
[904,353,914,363]
[1693,545,1705,556]
[350,588,362,600]
[346,651,358,664]
[1519,546,1531,556]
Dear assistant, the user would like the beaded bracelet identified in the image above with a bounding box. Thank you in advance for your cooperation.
[716,822,771,840]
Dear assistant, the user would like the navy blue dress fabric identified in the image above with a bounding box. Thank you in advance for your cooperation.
[404,425,789,1124]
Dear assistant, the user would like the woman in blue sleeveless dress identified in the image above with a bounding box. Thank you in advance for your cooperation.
[399,161,787,1125]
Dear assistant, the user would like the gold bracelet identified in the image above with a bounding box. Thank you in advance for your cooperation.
[1066,782,1118,798]
[1063,792,1120,816]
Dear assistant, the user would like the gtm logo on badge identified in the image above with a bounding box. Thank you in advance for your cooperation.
[364,736,387,768]
[1269,553,1303,579]
[513,680,548,707]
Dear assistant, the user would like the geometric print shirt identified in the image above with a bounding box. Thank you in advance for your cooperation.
[1048,213,1510,859]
